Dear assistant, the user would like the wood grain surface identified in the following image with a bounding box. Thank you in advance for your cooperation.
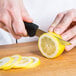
[0,41,76,76]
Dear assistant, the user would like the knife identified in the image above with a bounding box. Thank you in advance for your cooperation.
[24,22,45,37]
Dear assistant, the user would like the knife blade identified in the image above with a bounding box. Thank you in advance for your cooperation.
[24,22,71,46]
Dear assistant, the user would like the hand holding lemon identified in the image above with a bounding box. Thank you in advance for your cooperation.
[49,9,76,51]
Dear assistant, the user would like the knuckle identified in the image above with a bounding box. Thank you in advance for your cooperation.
[0,14,4,21]
[2,16,8,22]
[74,25,76,29]
[10,7,15,12]
[6,24,11,29]
[0,16,9,26]
[15,29,23,35]
[67,10,75,17]
[55,25,62,29]
[7,4,15,11]
[74,36,76,39]
[0,18,5,24]
[57,13,63,17]
[0,10,9,21]
[7,6,16,13]
[70,9,76,12]
[21,9,25,14]
[0,14,8,21]
[67,12,73,18]
[73,26,76,33]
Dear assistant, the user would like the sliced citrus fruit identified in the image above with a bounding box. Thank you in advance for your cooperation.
[11,55,22,68]
[3,55,22,70]
[26,57,40,68]
[0,57,13,69]
[38,32,65,58]
[13,57,32,68]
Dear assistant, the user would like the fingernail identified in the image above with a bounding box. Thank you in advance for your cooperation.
[65,45,72,51]
[28,17,33,22]
[48,27,54,32]
[27,14,33,21]
[48,24,56,32]
[23,16,33,23]
[23,30,27,37]
[61,35,67,41]
[16,36,21,39]
[54,28,61,34]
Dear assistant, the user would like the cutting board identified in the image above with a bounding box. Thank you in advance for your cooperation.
[0,41,76,76]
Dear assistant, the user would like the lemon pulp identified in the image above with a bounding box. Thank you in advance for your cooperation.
[13,57,32,68]
[0,57,13,69]
[41,37,56,55]
[26,57,40,68]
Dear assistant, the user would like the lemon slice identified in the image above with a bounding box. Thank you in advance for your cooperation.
[11,55,22,68]
[38,32,65,58]
[3,55,22,70]
[26,57,40,68]
[0,57,13,69]
[13,57,32,68]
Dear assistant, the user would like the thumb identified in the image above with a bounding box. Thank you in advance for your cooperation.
[21,8,33,23]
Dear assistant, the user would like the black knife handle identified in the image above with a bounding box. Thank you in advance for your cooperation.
[24,22,39,37]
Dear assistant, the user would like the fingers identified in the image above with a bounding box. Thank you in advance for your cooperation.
[48,9,76,51]
[21,8,33,23]
[0,10,10,28]
[0,10,21,39]
[19,0,33,23]
[61,26,76,41]
[49,9,76,34]
[8,6,27,37]
[54,12,74,34]
[0,0,32,39]
[65,36,76,51]
[49,12,65,32]
[73,17,76,21]
[0,10,11,32]
[6,16,21,39]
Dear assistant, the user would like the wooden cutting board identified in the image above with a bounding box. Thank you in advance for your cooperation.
[0,41,76,76]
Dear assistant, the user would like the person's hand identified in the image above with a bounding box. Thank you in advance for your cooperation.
[49,9,76,51]
[0,0,33,39]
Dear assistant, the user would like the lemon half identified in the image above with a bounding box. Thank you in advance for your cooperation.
[38,32,65,58]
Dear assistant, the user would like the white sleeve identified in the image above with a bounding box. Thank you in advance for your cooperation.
[0,29,16,45]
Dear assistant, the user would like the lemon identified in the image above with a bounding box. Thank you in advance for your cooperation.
[3,55,22,70]
[11,55,22,68]
[0,57,13,69]
[0,56,40,70]
[13,57,32,68]
[26,57,40,68]
[38,32,65,58]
